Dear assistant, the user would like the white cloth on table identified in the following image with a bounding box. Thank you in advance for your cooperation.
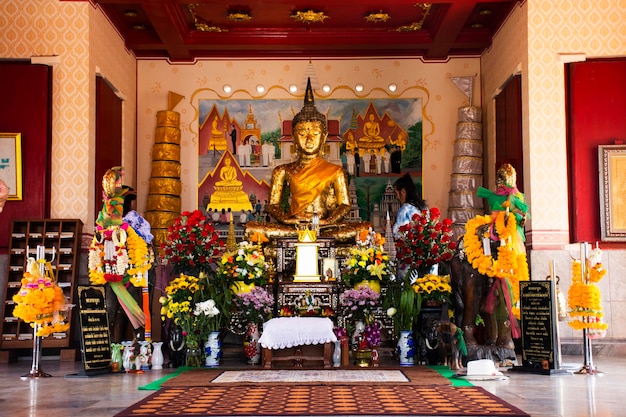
[259,317,337,350]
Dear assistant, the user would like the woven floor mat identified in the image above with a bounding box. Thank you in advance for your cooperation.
[161,366,450,387]
[116,384,530,417]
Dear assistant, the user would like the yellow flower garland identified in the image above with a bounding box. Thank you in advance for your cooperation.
[567,260,608,335]
[12,259,71,337]
[463,211,529,317]
[88,225,151,287]
[125,227,151,287]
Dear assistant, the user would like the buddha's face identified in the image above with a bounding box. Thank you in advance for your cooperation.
[293,120,326,156]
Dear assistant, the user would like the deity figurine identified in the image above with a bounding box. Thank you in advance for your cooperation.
[245,78,369,242]
[476,163,529,253]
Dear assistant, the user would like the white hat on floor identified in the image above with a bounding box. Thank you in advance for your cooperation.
[467,359,504,376]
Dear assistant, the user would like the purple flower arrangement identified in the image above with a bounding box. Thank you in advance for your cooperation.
[364,322,381,348]
[339,286,380,324]
[234,286,274,324]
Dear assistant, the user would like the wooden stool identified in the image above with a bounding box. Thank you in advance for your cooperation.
[259,317,336,369]
[262,342,332,368]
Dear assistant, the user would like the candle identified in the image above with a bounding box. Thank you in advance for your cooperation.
[549,260,555,279]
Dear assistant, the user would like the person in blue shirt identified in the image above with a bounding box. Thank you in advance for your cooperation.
[392,173,428,238]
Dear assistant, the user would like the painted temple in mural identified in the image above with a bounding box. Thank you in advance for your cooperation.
[197,98,421,227]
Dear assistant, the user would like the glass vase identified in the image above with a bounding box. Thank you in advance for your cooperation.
[186,346,203,367]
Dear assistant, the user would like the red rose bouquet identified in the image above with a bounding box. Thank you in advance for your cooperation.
[395,207,457,272]
[161,210,223,276]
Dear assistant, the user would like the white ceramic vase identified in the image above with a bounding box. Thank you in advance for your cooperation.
[151,341,164,370]
[333,340,341,367]
[135,340,151,371]
[204,332,222,367]
[397,330,415,366]
[121,341,134,372]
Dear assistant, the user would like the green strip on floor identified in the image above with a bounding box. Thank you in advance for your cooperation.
[430,365,474,386]
[138,366,189,390]
[139,366,472,391]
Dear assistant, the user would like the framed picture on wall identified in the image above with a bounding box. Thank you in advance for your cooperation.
[0,133,22,200]
[599,144,626,241]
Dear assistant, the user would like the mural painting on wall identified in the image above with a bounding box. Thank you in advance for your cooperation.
[197,98,422,226]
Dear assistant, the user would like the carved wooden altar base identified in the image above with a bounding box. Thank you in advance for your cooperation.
[262,343,333,369]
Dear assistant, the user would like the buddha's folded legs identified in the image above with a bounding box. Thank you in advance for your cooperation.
[244,220,371,243]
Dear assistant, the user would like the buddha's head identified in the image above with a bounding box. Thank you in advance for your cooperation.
[292,78,328,156]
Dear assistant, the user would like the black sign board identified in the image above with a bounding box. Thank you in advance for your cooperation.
[76,286,111,375]
[518,281,555,373]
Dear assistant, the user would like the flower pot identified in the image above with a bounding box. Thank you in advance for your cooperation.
[354,349,372,367]
[204,332,222,367]
[423,299,443,308]
[230,280,255,294]
[397,330,415,366]
[354,280,381,294]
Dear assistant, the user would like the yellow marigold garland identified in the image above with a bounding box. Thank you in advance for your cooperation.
[12,259,72,337]
[88,237,106,285]
[88,224,151,287]
[125,227,151,287]
[567,260,608,336]
[463,211,529,318]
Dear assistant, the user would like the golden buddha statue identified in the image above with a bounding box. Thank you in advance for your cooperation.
[207,152,252,212]
[209,117,228,151]
[359,113,386,148]
[245,79,369,242]
[215,158,242,187]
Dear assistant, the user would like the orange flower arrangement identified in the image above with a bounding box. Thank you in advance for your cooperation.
[568,257,608,338]
[12,259,72,337]
[217,241,268,286]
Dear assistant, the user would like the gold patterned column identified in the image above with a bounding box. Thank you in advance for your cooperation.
[145,110,182,255]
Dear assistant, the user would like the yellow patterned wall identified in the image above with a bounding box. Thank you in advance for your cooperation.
[136,59,481,216]
[89,5,137,228]
[526,0,626,248]
[483,0,626,249]
[483,0,626,339]
[0,1,136,232]
[0,0,90,221]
